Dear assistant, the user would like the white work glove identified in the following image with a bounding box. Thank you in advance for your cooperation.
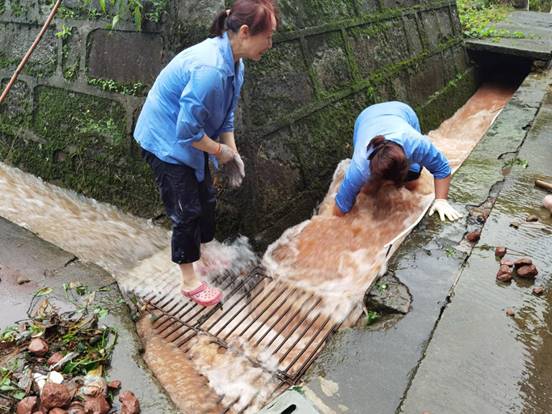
[429,199,463,222]
[223,153,245,188]
[214,143,235,165]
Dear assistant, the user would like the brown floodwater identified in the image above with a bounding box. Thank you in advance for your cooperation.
[0,82,515,413]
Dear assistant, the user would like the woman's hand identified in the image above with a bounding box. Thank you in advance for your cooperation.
[429,199,462,221]
[223,153,245,188]
[215,143,235,164]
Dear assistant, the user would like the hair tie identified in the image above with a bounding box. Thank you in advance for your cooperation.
[368,140,388,160]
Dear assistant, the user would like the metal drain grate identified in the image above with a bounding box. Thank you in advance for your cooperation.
[135,266,346,412]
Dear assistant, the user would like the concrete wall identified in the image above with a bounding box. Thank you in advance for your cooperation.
[0,0,477,249]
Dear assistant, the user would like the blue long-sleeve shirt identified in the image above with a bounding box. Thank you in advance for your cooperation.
[335,101,451,214]
[134,32,244,182]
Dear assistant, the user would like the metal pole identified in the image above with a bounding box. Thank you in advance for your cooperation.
[0,0,63,105]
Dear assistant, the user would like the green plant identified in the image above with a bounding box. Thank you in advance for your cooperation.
[58,6,77,19]
[145,0,168,23]
[457,0,526,39]
[55,24,72,40]
[87,77,146,96]
[365,310,381,326]
[64,62,79,80]
[99,0,142,30]
[0,325,18,342]
[503,158,529,169]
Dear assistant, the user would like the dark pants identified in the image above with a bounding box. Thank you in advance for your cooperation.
[142,149,216,264]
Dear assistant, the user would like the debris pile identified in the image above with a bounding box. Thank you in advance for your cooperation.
[0,284,140,414]
[494,248,540,285]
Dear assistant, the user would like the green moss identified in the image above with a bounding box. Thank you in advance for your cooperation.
[10,0,27,17]
[64,62,79,80]
[87,77,146,96]
[0,0,5,15]
[1,86,160,217]
[0,80,32,135]
[0,51,18,69]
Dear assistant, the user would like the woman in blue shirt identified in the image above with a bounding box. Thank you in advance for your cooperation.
[334,101,462,222]
[135,0,278,306]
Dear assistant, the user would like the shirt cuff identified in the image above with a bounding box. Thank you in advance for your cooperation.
[178,129,205,144]
[335,196,350,214]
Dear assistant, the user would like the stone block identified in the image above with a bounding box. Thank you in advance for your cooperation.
[380,0,419,9]
[176,0,224,26]
[253,146,303,222]
[277,0,356,30]
[442,47,456,81]
[290,95,362,190]
[305,32,352,93]
[403,15,423,55]
[355,0,380,15]
[452,44,469,74]
[0,23,57,78]
[87,29,163,85]
[420,10,442,50]
[348,24,385,79]
[244,40,314,128]
[449,4,463,36]
[407,54,446,107]
[391,72,411,103]
[435,8,454,42]
[0,79,32,129]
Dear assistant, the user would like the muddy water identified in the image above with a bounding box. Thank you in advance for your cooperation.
[0,82,514,413]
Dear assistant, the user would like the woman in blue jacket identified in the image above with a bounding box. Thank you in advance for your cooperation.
[135,0,278,306]
[334,101,462,222]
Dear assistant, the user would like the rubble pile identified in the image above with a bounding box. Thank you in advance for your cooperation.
[0,284,140,414]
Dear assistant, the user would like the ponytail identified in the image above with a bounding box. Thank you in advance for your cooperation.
[210,10,229,36]
[210,0,278,38]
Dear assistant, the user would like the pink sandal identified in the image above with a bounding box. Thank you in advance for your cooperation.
[181,281,222,307]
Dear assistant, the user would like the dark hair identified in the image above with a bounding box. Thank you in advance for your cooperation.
[210,0,279,37]
[368,135,408,187]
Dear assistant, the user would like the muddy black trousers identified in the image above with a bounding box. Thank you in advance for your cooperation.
[142,149,216,264]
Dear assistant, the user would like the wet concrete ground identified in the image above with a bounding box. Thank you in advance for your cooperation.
[0,217,178,413]
[300,69,552,414]
[401,73,552,414]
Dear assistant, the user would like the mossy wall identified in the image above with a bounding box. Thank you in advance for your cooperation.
[0,0,478,249]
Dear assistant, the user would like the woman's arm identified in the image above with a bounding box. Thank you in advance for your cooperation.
[434,174,451,200]
[220,131,237,152]
[192,134,235,163]
[192,134,222,154]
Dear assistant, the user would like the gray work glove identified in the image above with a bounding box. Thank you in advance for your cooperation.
[215,143,235,165]
[223,152,245,188]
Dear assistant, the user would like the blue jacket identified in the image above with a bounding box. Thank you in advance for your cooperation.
[134,32,245,182]
[335,101,452,213]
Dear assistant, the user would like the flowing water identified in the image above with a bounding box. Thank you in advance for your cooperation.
[0,82,515,413]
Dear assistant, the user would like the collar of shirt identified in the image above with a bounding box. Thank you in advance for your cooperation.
[217,32,238,77]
